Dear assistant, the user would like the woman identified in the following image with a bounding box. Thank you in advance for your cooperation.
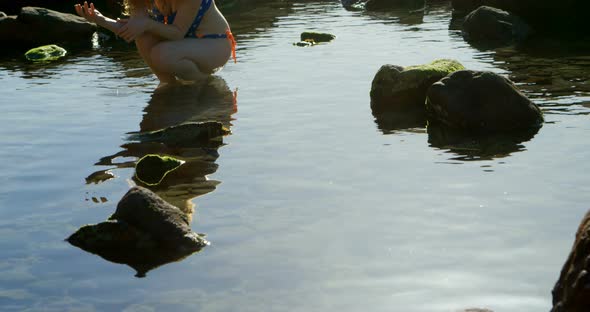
[75,0,236,87]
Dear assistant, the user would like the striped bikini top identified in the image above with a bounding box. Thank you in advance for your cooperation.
[152,0,213,37]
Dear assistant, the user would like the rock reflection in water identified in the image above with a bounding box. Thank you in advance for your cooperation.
[372,109,426,134]
[72,76,236,276]
[427,122,539,161]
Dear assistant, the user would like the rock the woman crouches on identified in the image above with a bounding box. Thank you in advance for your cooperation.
[75,0,236,87]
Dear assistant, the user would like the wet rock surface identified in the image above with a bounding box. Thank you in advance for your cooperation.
[0,7,96,49]
[300,31,335,43]
[552,209,590,312]
[68,187,208,277]
[426,70,544,132]
[109,187,203,248]
[0,0,123,16]
[450,0,588,34]
[24,44,67,62]
[370,59,465,114]
[462,6,532,46]
[134,154,184,186]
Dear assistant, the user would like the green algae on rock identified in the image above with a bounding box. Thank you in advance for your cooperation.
[24,44,67,62]
[135,154,184,186]
[300,31,336,43]
[370,59,465,114]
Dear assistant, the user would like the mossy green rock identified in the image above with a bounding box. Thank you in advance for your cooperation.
[300,32,336,43]
[370,59,465,114]
[135,154,184,186]
[24,44,67,62]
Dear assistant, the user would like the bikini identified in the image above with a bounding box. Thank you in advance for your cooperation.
[152,0,236,63]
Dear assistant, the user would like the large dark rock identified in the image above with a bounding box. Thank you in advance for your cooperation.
[451,0,587,34]
[0,0,123,15]
[552,210,590,312]
[463,6,532,46]
[0,7,96,49]
[426,70,543,132]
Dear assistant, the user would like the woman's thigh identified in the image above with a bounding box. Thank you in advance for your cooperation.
[151,38,232,73]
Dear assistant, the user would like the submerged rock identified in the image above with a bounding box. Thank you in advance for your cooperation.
[426,70,543,132]
[463,6,532,46]
[24,44,67,61]
[370,59,465,114]
[135,154,184,186]
[67,220,206,277]
[0,7,96,49]
[552,209,590,312]
[300,31,335,43]
[127,121,230,148]
[294,40,315,47]
[85,169,116,184]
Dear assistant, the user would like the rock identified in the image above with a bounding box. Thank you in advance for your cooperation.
[366,0,424,10]
[134,154,184,186]
[426,70,544,132]
[127,121,230,148]
[294,40,315,47]
[85,169,116,184]
[552,209,590,312]
[300,31,335,43]
[370,59,465,114]
[450,0,587,34]
[0,7,96,49]
[0,0,123,16]
[109,186,204,249]
[24,44,67,61]
[463,6,532,46]
[67,219,207,278]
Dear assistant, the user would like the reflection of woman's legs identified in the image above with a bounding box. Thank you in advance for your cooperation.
[150,38,232,83]
[135,33,177,84]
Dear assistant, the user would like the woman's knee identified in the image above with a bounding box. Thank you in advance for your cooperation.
[149,42,174,71]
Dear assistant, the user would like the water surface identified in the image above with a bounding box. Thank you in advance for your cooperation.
[1,1,589,311]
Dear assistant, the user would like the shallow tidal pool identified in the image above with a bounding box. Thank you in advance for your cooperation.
[0,1,589,311]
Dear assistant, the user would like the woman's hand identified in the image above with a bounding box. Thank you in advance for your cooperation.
[74,1,104,25]
[116,15,151,42]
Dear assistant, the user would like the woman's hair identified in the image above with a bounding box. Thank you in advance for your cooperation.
[123,0,154,15]
[123,0,172,15]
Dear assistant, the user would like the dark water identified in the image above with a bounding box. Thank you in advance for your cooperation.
[0,1,589,311]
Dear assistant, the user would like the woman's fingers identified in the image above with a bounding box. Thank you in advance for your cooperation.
[74,4,82,16]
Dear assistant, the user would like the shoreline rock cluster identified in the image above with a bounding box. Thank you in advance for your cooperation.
[370,58,544,133]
